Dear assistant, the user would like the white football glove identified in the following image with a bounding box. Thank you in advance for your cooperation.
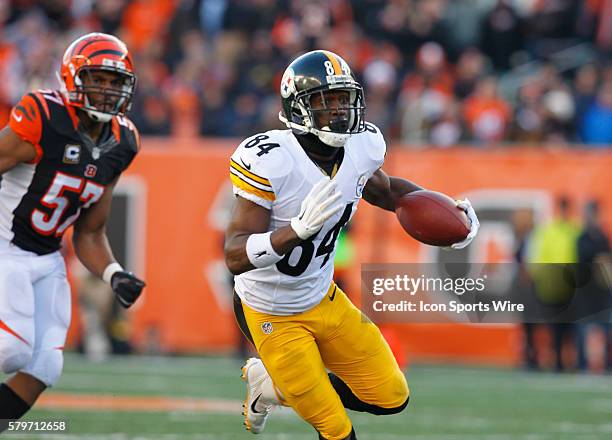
[451,198,480,250]
[290,178,343,240]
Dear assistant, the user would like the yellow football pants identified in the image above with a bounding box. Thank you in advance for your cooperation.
[240,282,409,440]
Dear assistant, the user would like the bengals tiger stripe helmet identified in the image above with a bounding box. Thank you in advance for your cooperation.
[60,32,136,123]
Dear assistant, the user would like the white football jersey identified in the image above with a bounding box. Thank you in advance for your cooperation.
[230,123,386,315]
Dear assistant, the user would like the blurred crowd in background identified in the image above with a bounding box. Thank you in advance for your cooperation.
[0,0,611,146]
[513,196,612,372]
[0,0,612,147]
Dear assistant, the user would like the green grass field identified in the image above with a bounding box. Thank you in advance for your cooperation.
[5,353,612,439]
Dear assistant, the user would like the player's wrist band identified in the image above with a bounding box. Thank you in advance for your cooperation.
[102,262,124,284]
[246,232,283,268]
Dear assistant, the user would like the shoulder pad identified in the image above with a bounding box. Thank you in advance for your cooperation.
[9,92,45,163]
[30,89,79,136]
[113,115,141,153]
[232,130,294,181]
[359,122,387,166]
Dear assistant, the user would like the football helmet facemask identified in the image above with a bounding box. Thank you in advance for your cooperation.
[279,50,365,147]
[60,32,136,123]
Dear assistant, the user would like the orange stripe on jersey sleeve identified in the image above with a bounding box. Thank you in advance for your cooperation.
[33,93,50,120]
[9,94,43,164]
[230,174,276,201]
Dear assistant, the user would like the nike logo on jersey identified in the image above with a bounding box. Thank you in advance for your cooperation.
[12,110,22,122]
[255,251,268,258]
[240,158,252,170]
[329,286,337,301]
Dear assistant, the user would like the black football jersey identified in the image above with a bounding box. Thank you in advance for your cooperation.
[0,89,139,255]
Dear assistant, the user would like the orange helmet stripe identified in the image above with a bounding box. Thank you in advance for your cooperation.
[70,37,131,68]
[322,50,342,75]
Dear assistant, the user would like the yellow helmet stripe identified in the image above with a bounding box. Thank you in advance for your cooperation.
[322,51,341,75]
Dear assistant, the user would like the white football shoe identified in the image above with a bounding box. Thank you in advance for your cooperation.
[241,357,274,434]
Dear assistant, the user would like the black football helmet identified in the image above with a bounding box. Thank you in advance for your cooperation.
[279,50,365,147]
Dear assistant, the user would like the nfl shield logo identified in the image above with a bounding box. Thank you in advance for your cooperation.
[261,322,273,335]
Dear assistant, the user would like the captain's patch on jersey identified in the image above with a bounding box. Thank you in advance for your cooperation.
[63,144,81,164]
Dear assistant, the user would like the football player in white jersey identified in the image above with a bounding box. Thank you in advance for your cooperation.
[0,33,145,429]
[225,50,479,440]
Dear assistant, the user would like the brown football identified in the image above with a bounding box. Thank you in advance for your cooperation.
[395,190,470,246]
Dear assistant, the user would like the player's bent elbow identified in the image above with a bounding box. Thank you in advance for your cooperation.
[224,252,248,276]
[223,237,255,275]
[225,260,242,276]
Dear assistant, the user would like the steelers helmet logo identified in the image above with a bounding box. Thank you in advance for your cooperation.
[280,68,295,98]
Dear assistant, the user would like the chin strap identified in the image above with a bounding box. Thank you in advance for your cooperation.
[83,95,113,122]
[85,108,112,123]
[310,127,350,148]
[279,112,349,148]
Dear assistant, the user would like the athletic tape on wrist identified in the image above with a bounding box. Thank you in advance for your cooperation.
[246,231,283,268]
[102,262,124,284]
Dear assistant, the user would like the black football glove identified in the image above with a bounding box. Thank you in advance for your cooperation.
[111,271,145,308]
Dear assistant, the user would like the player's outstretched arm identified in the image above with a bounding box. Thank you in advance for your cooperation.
[362,168,423,212]
[0,127,37,175]
[72,178,145,308]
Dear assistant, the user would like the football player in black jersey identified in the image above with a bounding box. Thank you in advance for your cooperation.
[0,33,145,429]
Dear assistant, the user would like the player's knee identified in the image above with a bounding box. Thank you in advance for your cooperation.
[0,340,33,374]
[23,349,64,387]
[371,372,410,415]
[392,373,410,407]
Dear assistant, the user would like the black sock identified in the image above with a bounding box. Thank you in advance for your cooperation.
[0,383,31,432]
[328,373,409,415]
